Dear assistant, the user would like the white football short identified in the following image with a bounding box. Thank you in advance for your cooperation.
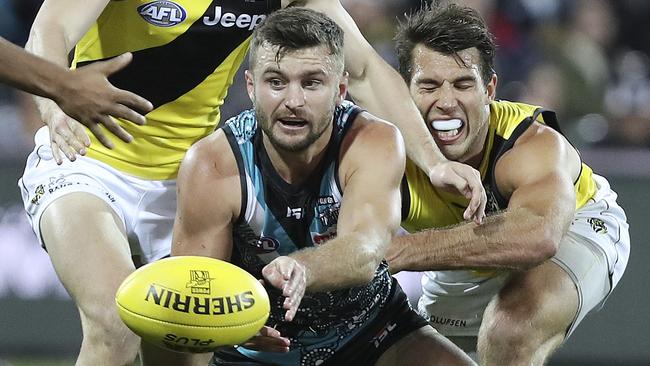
[18,127,176,263]
[418,174,630,341]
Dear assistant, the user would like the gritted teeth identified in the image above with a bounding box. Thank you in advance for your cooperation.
[437,129,460,138]
[431,118,463,131]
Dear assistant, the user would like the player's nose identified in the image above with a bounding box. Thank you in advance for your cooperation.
[435,83,458,111]
[284,83,306,109]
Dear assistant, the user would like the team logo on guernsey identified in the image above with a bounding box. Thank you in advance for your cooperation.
[317,196,340,227]
[138,1,186,27]
[252,236,280,253]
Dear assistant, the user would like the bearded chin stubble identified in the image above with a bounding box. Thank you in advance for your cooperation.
[256,96,338,153]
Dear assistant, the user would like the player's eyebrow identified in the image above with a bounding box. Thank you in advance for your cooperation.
[415,74,476,86]
[452,75,477,83]
[261,66,328,79]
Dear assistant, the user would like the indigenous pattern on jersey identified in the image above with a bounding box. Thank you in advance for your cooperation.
[221,101,393,365]
[74,0,280,179]
[403,100,597,233]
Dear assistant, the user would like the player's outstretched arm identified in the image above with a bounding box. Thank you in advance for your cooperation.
[48,53,153,147]
[284,0,486,223]
[0,36,79,98]
[0,38,152,136]
[171,132,259,361]
[26,0,152,164]
[173,132,292,353]
[286,113,405,291]
[388,124,579,273]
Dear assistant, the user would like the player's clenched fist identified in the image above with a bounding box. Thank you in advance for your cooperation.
[262,256,308,322]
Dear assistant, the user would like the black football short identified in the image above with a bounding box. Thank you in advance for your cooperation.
[211,277,427,366]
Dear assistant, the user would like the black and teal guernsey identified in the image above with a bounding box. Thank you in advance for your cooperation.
[220,101,394,364]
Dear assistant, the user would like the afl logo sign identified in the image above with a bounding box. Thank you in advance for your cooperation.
[138,1,186,27]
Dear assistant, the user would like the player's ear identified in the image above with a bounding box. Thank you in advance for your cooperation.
[486,73,497,102]
[245,70,255,103]
[336,71,349,105]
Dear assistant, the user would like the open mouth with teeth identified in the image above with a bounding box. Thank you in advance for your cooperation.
[430,118,465,143]
[278,118,308,129]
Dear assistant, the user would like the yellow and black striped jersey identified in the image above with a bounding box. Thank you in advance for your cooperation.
[402,100,597,233]
[73,0,280,179]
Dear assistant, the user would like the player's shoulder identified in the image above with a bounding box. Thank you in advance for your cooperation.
[489,99,565,151]
[340,107,405,175]
[513,116,569,155]
[490,100,540,117]
[490,100,540,136]
[496,110,580,187]
[348,109,402,146]
[180,129,238,183]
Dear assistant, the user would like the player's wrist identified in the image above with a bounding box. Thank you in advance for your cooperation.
[35,98,63,128]
[287,254,313,289]
[427,159,453,182]
[418,148,449,177]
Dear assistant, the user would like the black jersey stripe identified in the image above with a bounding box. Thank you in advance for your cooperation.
[485,109,542,209]
[78,0,278,109]
[224,125,249,225]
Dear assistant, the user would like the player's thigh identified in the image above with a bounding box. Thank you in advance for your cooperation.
[484,260,579,339]
[40,192,134,315]
[376,325,475,366]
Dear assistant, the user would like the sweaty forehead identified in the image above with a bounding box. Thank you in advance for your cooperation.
[412,45,481,78]
[253,43,339,74]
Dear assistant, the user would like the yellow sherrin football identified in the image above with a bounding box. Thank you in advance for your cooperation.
[115,256,270,353]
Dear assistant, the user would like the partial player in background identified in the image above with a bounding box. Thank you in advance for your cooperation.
[18,0,485,365]
[172,8,474,366]
[387,4,630,365]
[0,37,152,144]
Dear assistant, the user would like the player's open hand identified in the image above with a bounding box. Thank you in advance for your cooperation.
[262,256,307,322]
[41,104,91,164]
[241,326,290,353]
[429,161,486,224]
[49,52,153,162]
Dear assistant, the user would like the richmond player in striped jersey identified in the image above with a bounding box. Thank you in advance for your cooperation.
[388,4,629,365]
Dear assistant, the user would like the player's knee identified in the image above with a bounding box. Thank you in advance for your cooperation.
[80,306,140,358]
[479,298,539,354]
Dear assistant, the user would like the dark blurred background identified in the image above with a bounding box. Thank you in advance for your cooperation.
[0,0,648,364]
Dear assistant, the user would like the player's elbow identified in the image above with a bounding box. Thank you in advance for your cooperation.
[352,261,380,286]
[347,265,376,286]
[351,235,387,285]
[522,227,561,268]
[27,16,74,55]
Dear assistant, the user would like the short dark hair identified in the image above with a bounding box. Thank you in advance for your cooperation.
[395,3,496,85]
[249,7,344,72]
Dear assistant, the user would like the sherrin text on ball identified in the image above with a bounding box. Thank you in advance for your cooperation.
[115,256,270,353]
